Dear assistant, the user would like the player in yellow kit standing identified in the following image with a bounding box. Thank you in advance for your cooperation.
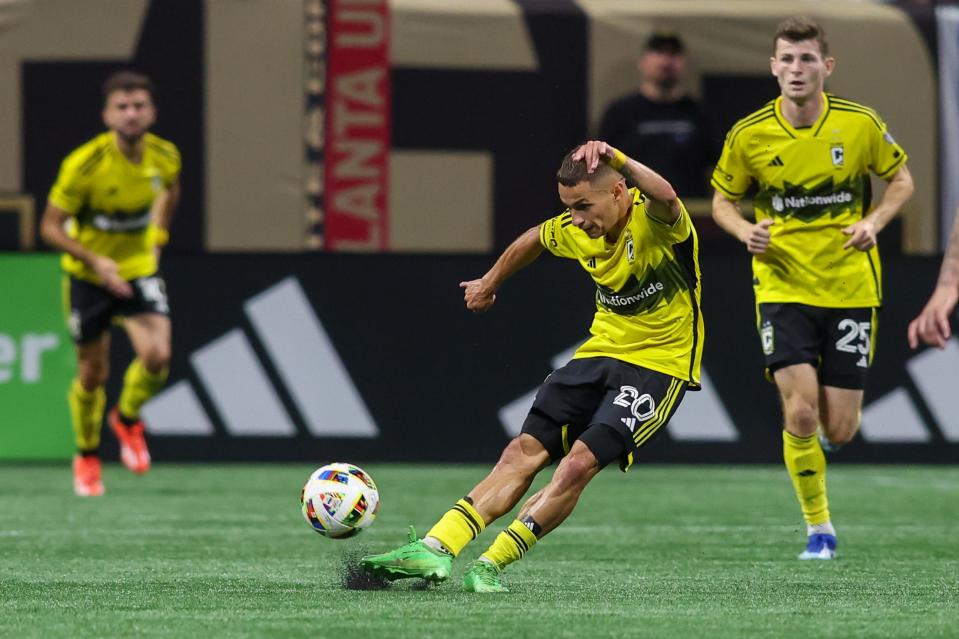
[360,140,703,592]
[40,71,181,497]
[711,18,914,559]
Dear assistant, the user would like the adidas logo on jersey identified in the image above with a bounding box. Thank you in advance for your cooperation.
[767,156,784,167]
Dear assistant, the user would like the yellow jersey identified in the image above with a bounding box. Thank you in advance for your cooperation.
[539,187,704,388]
[48,131,181,283]
[711,93,907,307]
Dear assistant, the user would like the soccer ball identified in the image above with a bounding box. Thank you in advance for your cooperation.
[300,463,379,539]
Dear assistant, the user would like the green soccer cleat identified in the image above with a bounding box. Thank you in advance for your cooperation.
[463,559,509,593]
[359,526,452,582]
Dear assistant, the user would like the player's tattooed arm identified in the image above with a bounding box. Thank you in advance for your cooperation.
[460,225,543,313]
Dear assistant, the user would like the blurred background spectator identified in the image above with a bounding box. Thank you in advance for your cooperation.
[598,32,718,199]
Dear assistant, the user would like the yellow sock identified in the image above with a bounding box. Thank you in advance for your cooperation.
[425,498,485,557]
[480,519,539,570]
[118,359,168,420]
[783,430,830,525]
[68,379,105,451]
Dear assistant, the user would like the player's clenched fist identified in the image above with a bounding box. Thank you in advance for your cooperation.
[459,278,497,312]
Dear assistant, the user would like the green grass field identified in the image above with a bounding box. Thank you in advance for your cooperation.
[2,463,957,638]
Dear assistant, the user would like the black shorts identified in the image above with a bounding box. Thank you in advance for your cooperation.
[65,273,170,344]
[757,303,877,390]
[521,357,687,471]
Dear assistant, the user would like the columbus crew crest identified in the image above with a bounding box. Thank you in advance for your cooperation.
[760,321,775,355]
[831,144,845,167]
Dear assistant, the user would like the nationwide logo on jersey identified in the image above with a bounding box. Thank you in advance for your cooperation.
[594,258,688,315]
[87,208,152,232]
[771,195,784,213]
[756,176,865,222]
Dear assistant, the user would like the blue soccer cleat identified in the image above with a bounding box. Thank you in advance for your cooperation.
[798,533,837,560]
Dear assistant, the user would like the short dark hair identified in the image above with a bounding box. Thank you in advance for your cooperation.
[644,31,684,55]
[102,71,156,103]
[556,147,620,187]
[774,17,829,57]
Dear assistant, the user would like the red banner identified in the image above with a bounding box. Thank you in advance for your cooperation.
[324,0,391,251]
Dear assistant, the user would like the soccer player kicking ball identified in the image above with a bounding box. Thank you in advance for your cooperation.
[361,140,704,592]
[40,71,181,496]
[711,17,914,559]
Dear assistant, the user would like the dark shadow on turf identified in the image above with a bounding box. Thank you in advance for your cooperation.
[340,548,390,590]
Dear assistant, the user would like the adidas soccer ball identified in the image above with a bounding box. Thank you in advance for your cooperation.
[300,463,379,539]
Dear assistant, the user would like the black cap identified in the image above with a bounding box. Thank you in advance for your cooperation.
[644,31,685,54]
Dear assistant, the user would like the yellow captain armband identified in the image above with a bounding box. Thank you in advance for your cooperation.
[147,224,169,247]
[607,148,628,171]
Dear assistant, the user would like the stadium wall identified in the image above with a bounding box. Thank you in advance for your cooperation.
[6,0,944,254]
[2,253,956,463]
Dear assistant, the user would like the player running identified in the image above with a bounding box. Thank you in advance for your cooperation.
[711,17,914,559]
[360,140,703,592]
[39,71,181,497]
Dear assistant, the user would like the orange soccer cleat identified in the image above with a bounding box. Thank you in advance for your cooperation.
[108,407,152,474]
[73,454,105,497]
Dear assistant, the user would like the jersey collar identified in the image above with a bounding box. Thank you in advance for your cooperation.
[773,92,831,139]
[109,130,147,167]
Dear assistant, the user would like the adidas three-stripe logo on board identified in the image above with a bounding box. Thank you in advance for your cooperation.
[141,277,379,438]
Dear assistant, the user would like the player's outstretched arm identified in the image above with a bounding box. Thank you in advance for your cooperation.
[39,203,133,298]
[908,206,959,349]
[459,225,544,312]
[843,165,914,251]
[574,140,680,223]
[711,190,773,255]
